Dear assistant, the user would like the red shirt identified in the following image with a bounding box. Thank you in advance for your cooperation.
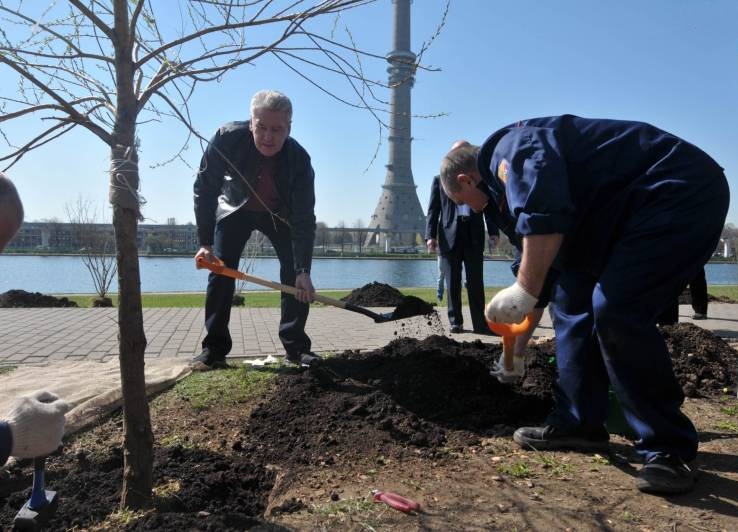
[243,156,280,212]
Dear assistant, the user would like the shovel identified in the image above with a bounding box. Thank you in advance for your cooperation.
[487,315,533,373]
[196,256,428,323]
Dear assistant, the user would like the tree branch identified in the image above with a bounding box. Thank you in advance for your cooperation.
[134,0,371,69]
[0,97,105,123]
[68,0,117,43]
[0,53,113,144]
[1,121,77,171]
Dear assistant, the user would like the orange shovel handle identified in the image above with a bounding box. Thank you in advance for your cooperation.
[196,256,246,281]
[486,315,532,336]
[486,314,533,373]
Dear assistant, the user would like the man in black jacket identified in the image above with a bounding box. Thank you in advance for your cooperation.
[425,173,499,334]
[192,90,318,370]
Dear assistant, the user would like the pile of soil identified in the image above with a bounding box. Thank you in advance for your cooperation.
[0,324,735,530]
[387,295,435,320]
[0,289,78,308]
[661,322,738,397]
[340,282,406,307]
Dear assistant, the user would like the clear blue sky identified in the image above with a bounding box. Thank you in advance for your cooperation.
[4,0,737,228]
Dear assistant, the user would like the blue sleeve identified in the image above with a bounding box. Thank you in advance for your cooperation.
[0,421,12,465]
[498,127,576,236]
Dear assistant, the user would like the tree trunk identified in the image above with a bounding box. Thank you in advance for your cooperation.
[111,0,153,509]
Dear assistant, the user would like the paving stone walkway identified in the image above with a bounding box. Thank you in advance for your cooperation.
[0,304,735,365]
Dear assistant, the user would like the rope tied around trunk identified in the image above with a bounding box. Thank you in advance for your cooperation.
[109,145,146,221]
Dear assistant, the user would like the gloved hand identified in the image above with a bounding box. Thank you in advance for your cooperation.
[490,353,525,383]
[5,390,69,458]
[485,282,537,324]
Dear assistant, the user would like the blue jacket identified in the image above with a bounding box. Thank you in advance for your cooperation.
[194,121,316,272]
[477,115,724,274]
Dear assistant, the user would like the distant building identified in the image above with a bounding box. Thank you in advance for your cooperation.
[7,222,199,254]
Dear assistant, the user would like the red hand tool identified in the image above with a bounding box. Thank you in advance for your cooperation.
[372,490,421,513]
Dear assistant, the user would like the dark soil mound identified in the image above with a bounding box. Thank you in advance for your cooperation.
[497,324,737,399]
[243,335,552,476]
[389,295,435,320]
[661,323,738,397]
[1,446,277,531]
[340,282,405,307]
[0,324,733,529]
[0,289,78,308]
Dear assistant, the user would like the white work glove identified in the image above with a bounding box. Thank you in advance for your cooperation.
[491,353,526,383]
[5,390,69,458]
[485,282,537,324]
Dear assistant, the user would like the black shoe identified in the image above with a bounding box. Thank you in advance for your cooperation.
[513,425,610,452]
[450,325,463,334]
[691,312,707,320]
[190,349,228,371]
[473,328,498,336]
[636,454,696,495]
[284,352,322,368]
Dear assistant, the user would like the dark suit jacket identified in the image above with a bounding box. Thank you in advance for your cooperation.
[424,176,499,255]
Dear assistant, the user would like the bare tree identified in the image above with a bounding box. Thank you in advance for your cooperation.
[0,0,446,508]
[65,197,117,305]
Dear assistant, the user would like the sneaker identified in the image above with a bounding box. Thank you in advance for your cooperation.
[284,352,322,368]
[513,425,610,452]
[691,312,707,320]
[190,349,228,371]
[450,325,463,334]
[636,454,696,494]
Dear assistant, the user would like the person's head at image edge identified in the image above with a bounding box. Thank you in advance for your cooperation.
[0,171,24,253]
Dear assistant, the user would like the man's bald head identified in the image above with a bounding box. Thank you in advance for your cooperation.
[0,172,24,252]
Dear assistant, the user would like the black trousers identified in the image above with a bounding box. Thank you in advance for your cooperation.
[441,219,487,332]
[202,209,311,357]
[656,267,708,325]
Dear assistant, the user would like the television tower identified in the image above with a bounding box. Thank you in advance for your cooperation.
[365,0,426,249]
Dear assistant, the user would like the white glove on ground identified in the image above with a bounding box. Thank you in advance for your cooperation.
[5,390,69,458]
[485,282,537,324]
[491,353,526,383]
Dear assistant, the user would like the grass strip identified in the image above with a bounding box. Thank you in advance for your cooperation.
[60,285,738,308]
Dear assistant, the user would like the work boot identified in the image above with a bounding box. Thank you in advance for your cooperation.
[513,425,609,452]
[284,352,322,368]
[190,348,228,371]
[636,454,696,495]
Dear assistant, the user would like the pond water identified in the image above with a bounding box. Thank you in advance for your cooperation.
[0,255,735,294]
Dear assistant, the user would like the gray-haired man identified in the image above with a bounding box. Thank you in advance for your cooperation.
[193,90,319,369]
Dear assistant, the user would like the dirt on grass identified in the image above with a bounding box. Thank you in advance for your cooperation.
[1,324,737,530]
[0,289,78,308]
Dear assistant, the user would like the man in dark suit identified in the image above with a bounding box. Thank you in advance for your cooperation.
[425,174,499,334]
